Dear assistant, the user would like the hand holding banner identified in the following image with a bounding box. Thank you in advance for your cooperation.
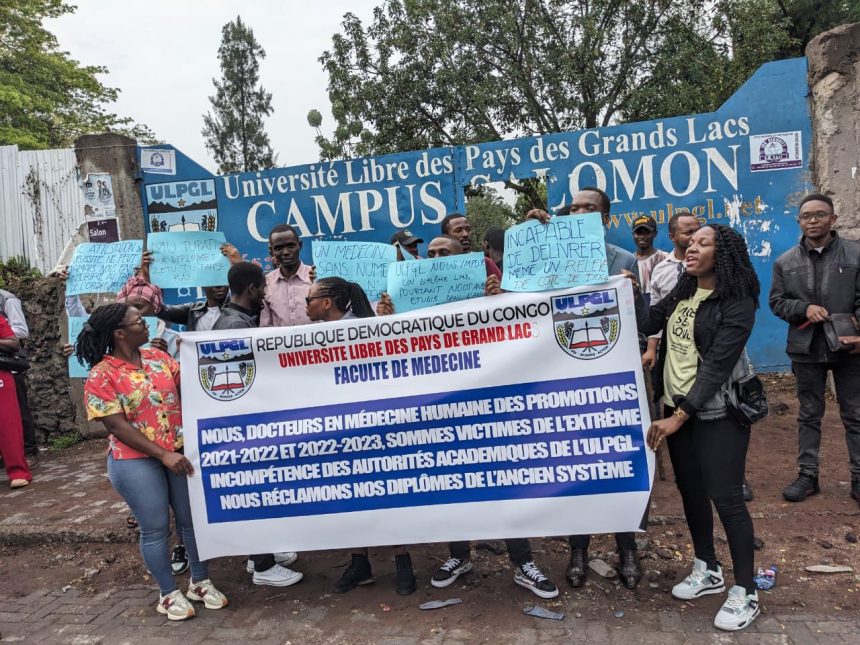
[312,241,397,302]
[65,240,144,296]
[501,214,608,292]
[148,231,231,289]
[387,252,486,313]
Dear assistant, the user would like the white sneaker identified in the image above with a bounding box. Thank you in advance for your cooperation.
[252,563,304,587]
[186,578,228,609]
[714,585,760,631]
[671,558,725,600]
[157,589,195,621]
[246,552,298,573]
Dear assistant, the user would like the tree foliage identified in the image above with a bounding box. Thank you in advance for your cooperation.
[0,0,155,149]
[465,189,516,250]
[316,0,857,167]
[202,16,276,174]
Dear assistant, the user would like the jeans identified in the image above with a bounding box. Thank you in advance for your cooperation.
[449,539,532,566]
[792,360,860,477]
[666,409,755,593]
[107,454,207,594]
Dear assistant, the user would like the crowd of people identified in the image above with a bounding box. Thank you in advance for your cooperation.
[1,188,859,632]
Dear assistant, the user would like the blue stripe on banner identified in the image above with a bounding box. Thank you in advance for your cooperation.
[197,371,649,523]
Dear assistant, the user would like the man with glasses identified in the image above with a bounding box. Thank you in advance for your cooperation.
[770,193,860,508]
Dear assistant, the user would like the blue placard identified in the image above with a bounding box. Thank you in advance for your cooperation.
[68,316,159,377]
[387,252,486,313]
[65,241,143,296]
[312,240,397,302]
[148,231,230,289]
[501,214,608,292]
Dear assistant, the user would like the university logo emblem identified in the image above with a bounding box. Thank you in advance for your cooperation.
[551,289,620,360]
[150,151,165,167]
[146,179,218,233]
[197,338,256,401]
[758,136,789,164]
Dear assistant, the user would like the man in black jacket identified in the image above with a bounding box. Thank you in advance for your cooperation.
[769,193,860,507]
[158,286,228,331]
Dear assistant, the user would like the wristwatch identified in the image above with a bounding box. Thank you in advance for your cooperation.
[673,408,689,422]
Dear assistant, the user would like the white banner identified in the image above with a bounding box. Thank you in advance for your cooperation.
[180,275,654,560]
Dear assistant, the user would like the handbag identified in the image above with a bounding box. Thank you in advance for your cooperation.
[0,351,30,373]
[822,313,860,353]
[722,349,767,427]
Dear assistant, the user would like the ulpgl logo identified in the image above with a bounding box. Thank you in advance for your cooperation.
[197,338,255,401]
[551,289,620,360]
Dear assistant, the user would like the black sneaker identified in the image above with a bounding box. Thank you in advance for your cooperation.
[334,554,374,593]
[430,557,472,588]
[170,544,189,575]
[513,561,559,599]
[742,478,754,502]
[782,473,819,502]
[617,549,642,590]
[566,547,587,588]
[394,554,416,595]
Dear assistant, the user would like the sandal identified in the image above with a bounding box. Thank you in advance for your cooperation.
[126,514,138,529]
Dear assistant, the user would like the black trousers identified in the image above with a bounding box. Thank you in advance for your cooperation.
[449,539,532,566]
[251,553,276,572]
[666,409,755,593]
[568,532,636,551]
[13,372,36,456]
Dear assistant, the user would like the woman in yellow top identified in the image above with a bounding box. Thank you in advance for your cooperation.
[639,224,760,632]
[77,302,227,621]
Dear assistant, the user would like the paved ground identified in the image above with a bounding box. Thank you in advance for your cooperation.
[0,381,858,643]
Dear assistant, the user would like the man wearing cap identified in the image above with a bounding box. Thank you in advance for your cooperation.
[390,229,424,260]
[632,215,669,295]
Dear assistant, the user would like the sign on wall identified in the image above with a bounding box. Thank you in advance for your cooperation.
[142,58,812,369]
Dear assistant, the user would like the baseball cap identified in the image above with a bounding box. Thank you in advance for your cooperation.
[390,229,424,246]
[632,216,657,232]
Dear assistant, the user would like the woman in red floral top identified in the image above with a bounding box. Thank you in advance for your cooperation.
[78,303,227,621]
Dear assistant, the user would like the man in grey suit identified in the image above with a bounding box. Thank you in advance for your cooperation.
[526,186,643,590]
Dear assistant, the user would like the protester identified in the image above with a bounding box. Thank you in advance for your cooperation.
[440,214,502,279]
[304,277,417,595]
[482,226,505,272]
[157,286,228,332]
[525,188,643,590]
[0,289,38,465]
[0,315,32,488]
[260,224,313,327]
[631,216,669,294]
[769,193,860,507]
[390,229,423,260]
[642,224,760,631]
[77,302,227,621]
[213,262,303,586]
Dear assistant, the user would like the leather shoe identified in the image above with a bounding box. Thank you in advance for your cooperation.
[617,549,642,590]
[566,547,587,588]
[742,478,754,502]
[782,473,819,502]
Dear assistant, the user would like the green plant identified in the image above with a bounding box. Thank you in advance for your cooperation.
[48,433,83,452]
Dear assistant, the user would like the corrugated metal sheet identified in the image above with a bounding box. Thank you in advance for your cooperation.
[0,145,84,273]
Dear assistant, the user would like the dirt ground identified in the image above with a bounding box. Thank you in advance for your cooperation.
[0,374,858,632]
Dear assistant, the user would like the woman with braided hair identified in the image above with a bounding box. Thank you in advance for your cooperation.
[78,303,228,621]
[304,277,417,595]
[640,224,761,631]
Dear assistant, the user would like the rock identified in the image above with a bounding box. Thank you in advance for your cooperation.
[588,559,618,579]
[845,532,857,544]
[820,541,834,549]
[649,582,659,589]
[805,565,854,574]
[656,548,674,560]
[753,537,765,550]
[645,570,660,582]
[475,541,505,555]
[83,568,99,580]
[634,536,650,550]
[771,400,790,415]
[614,610,625,618]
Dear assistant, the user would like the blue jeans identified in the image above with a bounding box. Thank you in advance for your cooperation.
[107,454,208,594]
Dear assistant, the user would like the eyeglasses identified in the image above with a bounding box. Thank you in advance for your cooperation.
[305,296,327,305]
[119,318,148,329]
[798,211,833,222]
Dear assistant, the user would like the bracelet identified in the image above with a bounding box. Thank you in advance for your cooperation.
[673,408,688,422]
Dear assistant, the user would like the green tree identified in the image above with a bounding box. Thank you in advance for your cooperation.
[466,189,516,250]
[0,0,154,149]
[316,0,856,170]
[202,16,276,174]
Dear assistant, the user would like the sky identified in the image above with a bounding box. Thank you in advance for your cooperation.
[48,0,379,173]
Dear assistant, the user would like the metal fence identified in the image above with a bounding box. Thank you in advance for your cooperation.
[0,145,84,274]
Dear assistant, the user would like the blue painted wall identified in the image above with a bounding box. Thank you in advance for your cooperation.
[140,57,811,370]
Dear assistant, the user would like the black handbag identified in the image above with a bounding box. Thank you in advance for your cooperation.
[0,351,30,373]
[722,350,767,427]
